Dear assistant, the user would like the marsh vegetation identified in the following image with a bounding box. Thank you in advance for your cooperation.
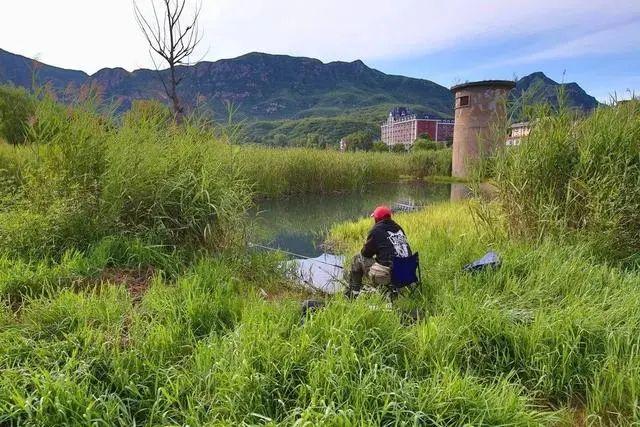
[1,88,639,425]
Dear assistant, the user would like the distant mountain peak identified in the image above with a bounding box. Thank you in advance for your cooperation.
[514,71,598,111]
[526,71,549,79]
[0,47,599,126]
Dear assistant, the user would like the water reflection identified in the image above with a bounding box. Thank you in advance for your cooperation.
[450,183,473,201]
[450,182,496,202]
[251,182,450,257]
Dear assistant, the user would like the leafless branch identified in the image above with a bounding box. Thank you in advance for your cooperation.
[133,0,203,121]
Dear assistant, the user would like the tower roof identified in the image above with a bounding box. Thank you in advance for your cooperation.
[450,80,516,92]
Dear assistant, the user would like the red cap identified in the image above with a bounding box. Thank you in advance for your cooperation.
[371,205,392,222]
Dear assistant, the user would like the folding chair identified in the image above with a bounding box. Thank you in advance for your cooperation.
[388,252,421,298]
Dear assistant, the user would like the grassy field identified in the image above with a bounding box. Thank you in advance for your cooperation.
[331,202,640,424]
[1,90,639,424]
[3,202,640,424]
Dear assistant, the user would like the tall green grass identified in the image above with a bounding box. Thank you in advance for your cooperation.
[0,92,451,258]
[11,201,640,424]
[0,95,253,258]
[4,199,640,423]
[0,142,30,190]
[491,100,640,262]
[331,201,640,423]
[0,236,182,301]
[0,251,557,425]
[240,146,451,197]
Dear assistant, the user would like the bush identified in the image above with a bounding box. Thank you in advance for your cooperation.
[493,100,640,261]
[0,97,252,258]
[391,143,407,153]
[0,85,35,144]
[371,141,388,152]
[412,138,441,151]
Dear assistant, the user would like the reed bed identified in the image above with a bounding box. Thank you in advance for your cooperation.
[331,202,640,424]
[491,100,640,262]
[240,146,451,197]
[5,89,640,424]
[0,93,450,259]
[4,202,640,424]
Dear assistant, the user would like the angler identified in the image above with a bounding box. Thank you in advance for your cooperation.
[345,205,413,299]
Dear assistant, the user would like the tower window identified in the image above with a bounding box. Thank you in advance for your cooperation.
[457,96,470,108]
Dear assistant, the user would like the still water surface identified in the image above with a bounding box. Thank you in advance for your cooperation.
[252,182,465,258]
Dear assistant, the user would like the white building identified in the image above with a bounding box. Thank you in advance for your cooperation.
[506,122,531,146]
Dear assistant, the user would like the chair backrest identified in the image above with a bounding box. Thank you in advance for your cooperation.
[391,252,419,288]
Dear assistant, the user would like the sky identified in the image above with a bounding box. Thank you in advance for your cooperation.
[2,0,639,102]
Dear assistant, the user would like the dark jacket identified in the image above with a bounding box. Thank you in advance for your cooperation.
[361,219,412,267]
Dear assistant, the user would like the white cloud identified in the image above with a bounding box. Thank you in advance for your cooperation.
[1,0,639,73]
[504,20,640,65]
[202,0,640,63]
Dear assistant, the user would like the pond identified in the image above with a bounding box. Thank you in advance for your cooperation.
[251,182,468,258]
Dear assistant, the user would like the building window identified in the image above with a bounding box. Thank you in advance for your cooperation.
[456,95,470,108]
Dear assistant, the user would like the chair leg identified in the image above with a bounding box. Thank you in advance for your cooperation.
[408,282,421,297]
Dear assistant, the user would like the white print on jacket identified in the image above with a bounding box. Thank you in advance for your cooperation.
[387,230,409,258]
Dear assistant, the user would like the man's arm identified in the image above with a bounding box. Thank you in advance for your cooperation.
[361,234,377,258]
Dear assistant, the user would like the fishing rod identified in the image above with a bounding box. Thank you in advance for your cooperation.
[248,242,344,269]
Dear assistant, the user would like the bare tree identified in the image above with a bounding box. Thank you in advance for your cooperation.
[133,0,203,121]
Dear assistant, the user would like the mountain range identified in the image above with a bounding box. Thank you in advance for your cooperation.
[0,48,599,144]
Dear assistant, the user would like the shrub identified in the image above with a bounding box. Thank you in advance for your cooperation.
[412,138,441,151]
[371,141,388,152]
[391,143,407,153]
[0,85,35,144]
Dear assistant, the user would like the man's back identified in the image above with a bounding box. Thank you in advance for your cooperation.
[361,218,412,267]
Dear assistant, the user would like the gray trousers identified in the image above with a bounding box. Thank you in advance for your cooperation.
[346,254,391,298]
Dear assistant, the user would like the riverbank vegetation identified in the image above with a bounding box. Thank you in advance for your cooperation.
[330,201,640,424]
[1,84,639,424]
[242,146,450,197]
[492,99,640,262]
[0,90,450,258]
[4,198,640,424]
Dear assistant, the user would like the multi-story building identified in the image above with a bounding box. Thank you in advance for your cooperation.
[381,107,454,147]
[506,121,531,146]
